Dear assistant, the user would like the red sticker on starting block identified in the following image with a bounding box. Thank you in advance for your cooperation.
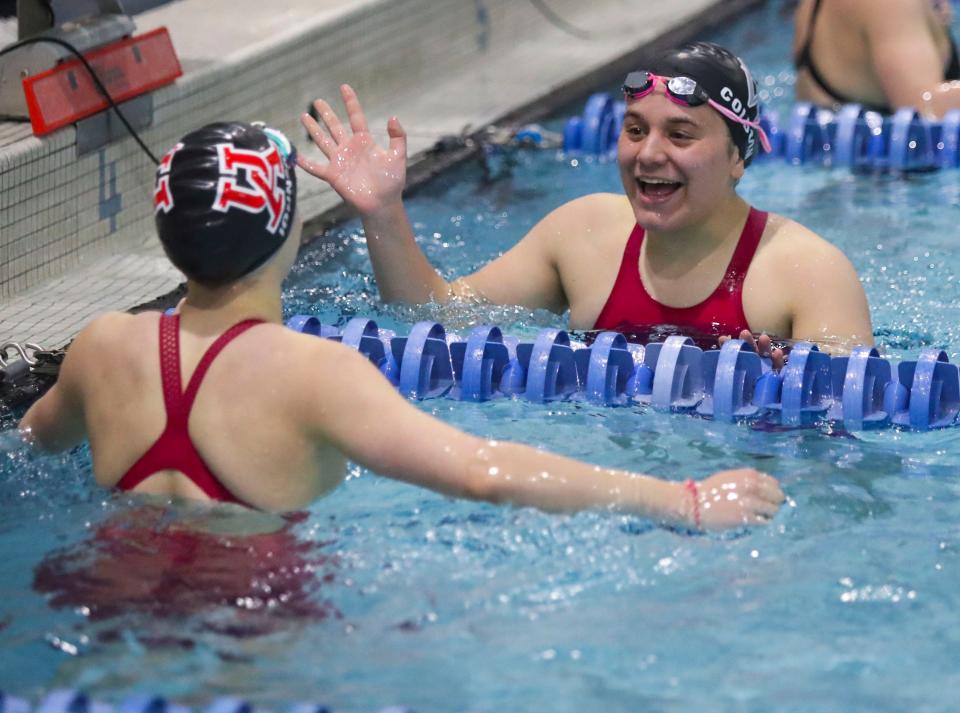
[22,27,183,136]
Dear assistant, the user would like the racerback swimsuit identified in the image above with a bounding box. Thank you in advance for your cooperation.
[115,313,263,505]
[794,0,960,114]
[593,207,768,340]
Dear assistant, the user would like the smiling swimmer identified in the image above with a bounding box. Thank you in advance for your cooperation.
[299,42,874,367]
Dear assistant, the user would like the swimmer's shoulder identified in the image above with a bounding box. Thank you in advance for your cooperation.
[258,324,385,378]
[50,311,151,392]
[532,193,633,243]
[68,310,149,357]
[254,328,409,433]
[756,212,858,276]
[762,212,845,253]
[549,192,632,224]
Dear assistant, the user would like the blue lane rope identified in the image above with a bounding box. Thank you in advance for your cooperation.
[284,314,960,432]
[562,93,960,171]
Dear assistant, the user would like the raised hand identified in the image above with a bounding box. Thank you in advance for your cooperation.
[689,468,785,531]
[298,84,407,216]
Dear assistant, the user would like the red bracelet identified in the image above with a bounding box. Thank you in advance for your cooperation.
[684,479,701,529]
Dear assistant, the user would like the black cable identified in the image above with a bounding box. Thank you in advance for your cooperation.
[0,35,160,164]
[526,0,597,40]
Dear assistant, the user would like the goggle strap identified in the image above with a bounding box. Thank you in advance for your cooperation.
[707,99,772,155]
[256,123,298,167]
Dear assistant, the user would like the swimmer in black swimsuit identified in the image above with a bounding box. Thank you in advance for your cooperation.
[794,0,960,117]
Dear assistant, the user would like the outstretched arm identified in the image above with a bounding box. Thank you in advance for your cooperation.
[303,338,785,531]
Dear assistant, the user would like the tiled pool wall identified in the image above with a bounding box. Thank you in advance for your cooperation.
[0,0,757,347]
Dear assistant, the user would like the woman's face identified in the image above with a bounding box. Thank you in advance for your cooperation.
[617,84,745,233]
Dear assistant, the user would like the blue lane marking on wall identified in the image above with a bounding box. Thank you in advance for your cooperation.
[98,149,121,233]
[474,0,490,51]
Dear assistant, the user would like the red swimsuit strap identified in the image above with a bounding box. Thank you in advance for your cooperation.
[593,207,768,335]
[115,313,264,501]
[159,313,185,422]
[635,207,767,301]
[161,313,265,422]
[718,206,768,293]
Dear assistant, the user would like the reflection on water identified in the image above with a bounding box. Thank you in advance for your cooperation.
[25,502,340,696]
[34,507,337,627]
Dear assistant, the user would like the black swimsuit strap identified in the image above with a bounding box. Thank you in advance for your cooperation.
[793,0,823,70]
[946,33,960,80]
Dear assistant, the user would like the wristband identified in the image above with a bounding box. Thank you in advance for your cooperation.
[684,479,701,529]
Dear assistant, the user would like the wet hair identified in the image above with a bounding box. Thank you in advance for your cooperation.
[645,41,762,166]
[154,121,297,286]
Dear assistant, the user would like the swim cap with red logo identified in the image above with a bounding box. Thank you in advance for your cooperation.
[154,122,297,286]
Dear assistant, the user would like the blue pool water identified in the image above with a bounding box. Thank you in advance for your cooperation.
[3,2,960,711]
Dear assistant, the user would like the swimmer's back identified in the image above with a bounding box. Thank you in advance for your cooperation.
[73,311,348,510]
[793,0,954,110]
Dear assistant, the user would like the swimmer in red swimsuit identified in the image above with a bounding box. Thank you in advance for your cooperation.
[19,122,783,530]
[300,42,873,364]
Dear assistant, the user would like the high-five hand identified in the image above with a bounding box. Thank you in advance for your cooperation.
[298,84,407,216]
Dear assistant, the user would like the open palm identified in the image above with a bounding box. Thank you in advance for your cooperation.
[298,85,407,216]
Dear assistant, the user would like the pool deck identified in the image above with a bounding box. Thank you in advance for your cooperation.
[0,0,758,351]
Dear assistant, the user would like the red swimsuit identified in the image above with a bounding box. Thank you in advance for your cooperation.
[115,313,263,505]
[593,207,768,340]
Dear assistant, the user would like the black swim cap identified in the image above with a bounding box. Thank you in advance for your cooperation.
[646,41,762,166]
[154,122,298,286]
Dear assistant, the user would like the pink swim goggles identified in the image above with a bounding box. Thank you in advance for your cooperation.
[622,71,772,154]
